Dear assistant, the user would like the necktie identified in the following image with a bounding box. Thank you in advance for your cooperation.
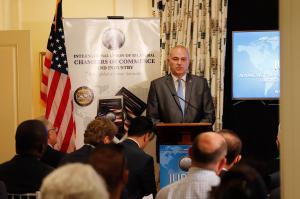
[177,79,185,115]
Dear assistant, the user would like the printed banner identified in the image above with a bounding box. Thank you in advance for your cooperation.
[160,145,191,188]
[63,18,160,148]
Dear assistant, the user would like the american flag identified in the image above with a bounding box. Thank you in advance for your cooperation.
[41,0,76,152]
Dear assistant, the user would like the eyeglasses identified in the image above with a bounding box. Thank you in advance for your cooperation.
[48,127,58,133]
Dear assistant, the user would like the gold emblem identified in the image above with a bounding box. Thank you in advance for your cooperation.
[74,86,94,106]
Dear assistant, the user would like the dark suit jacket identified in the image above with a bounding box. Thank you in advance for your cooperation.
[146,73,215,124]
[41,145,65,168]
[269,187,280,199]
[219,168,228,178]
[59,144,94,165]
[0,181,7,199]
[121,139,156,199]
[0,155,53,194]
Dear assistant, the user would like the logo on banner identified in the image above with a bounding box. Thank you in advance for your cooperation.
[102,28,125,50]
[74,86,94,106]
[179,157,192,172]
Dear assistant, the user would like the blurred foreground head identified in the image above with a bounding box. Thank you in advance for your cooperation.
[210,164,267,199]
[40,163,109,199]
[89,144,128,198]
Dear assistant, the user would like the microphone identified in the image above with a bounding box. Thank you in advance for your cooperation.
[171,93,199,111]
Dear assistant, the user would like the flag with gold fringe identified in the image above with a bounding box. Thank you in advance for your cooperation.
[42,0,76,152]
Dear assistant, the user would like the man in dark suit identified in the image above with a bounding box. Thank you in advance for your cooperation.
[39,117,65,168]
[60,117,118,165]
[147,45,215,124]
[120,116,157,199]
[0,120,54,194]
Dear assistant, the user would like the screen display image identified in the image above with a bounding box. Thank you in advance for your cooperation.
[232,31,280,100]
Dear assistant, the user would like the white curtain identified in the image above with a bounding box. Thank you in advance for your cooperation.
[152,0,228,130]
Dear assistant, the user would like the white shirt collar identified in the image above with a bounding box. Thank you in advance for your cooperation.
[85,143,96,149]
[127,137,140,148]
[171,73,187,82]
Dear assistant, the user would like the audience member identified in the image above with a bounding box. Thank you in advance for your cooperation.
[218,129,242,176]
[269,187,280,199]
[265,171,280,192]
[38,117,65,167]
[156,132,227,199]
[265,125,280,197]
[60,117,117,164]
[0,180,7,199]
[209,164,268,199]
[0,120,53,194]
[89,144,128,199]
[120,116,156,199]
[40,163,109,199]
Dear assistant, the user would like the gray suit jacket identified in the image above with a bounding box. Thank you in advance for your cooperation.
[146,73,215,124]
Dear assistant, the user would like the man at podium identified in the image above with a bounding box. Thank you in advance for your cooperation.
[146,45,215,125]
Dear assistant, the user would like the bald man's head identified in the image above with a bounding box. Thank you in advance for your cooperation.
[191,132,227,164]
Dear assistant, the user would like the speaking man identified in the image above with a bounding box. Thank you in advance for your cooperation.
[146,45,215,124]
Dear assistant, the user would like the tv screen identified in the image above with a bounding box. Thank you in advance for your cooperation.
[232,30,280,100]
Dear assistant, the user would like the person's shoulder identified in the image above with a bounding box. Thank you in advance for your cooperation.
[39,161,54,172]
[120,140,140,153]
[0,159,12,171]
[151,74,170,84]
[156,184,171,199]
[156,180,179,199]
[143,151,154,160]
[21,155,54,173]
[121,139,138,147]
[46,146,65,156]
[189,74,207,81]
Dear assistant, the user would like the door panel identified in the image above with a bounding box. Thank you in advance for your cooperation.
[0,30,32,163]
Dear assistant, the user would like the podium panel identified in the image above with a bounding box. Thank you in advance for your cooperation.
[156,123,212,145]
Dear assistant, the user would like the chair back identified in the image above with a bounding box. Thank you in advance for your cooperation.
[8,192,40,199]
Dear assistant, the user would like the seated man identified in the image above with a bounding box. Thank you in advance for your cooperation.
[120,116,157,199]
[39,117,65,168]
[40,163,109,199]
[156,132,227,199]
[89,144,128,199]
[60,117,117,165]
[0,120,53,193]
[210,164,267,199]
[218,129,242,176]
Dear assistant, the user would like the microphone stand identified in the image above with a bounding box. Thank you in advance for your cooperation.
[172,93,199,111]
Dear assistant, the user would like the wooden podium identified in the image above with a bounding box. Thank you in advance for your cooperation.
[156,122,212,145]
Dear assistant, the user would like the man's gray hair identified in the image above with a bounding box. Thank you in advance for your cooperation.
[40,163,109,199]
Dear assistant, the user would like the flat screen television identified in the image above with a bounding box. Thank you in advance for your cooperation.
[232,30,280,100]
